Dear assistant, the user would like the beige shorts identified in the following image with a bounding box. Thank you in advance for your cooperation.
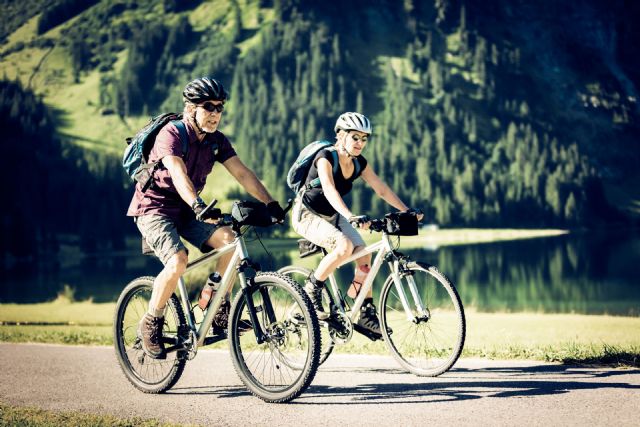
[291,198,365,251]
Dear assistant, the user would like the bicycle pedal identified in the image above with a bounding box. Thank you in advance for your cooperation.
[353,323,383,341]
[210,325,228,337]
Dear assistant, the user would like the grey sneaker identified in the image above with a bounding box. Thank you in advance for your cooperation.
[304,279,329,320]
[357,302,381,335]
[138,313,166,359]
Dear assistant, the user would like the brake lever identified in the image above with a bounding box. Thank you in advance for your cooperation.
[198,199,219,220]
[283,198,293,214]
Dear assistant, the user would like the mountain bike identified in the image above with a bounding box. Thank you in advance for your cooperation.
[279,211,465,377]
[114,200,320,403]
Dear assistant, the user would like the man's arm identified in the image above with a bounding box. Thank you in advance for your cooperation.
[162,155,199,207]
[222,156,275,204]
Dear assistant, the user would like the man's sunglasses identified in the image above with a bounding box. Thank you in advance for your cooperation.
[199,102,225,113]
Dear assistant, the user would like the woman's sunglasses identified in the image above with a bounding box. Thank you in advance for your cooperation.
[199,102,225,113]
[350,133,369,143]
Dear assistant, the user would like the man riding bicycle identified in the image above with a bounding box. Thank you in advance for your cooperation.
[126,77,285,359]
[291,112,423,335]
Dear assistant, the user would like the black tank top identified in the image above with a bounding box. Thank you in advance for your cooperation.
[302,148,367,216]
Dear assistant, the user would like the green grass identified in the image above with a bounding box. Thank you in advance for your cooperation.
[1,300,639,366]
[0,401,185,427]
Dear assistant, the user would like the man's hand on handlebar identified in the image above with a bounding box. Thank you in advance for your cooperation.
[349,214,371,230]
[192,197,222,223]
[266,200,286,223]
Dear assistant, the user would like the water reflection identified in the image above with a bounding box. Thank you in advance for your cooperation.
[1,230,639,316]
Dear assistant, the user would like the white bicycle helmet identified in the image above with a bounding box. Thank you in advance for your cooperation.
[334,112,372,134]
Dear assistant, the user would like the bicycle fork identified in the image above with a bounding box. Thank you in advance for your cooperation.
[237,260,277,345]
[389,259,429,322]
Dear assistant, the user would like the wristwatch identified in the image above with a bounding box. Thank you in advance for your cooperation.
[191,196,205,211]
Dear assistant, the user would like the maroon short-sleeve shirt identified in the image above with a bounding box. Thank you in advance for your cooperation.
[126,118,236,220]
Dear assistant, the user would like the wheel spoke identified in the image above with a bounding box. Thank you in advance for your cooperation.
[228,272,320,402]
[114,278,186,393]
[381,264,465,376]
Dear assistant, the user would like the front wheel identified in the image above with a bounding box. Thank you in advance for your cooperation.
[113,276,187,393]
[228,272,320,403]
[379,262,465,377]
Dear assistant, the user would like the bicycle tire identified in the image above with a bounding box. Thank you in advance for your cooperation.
[379,262,465,377]
[228,272,320,403]
[277,265,334,366]
[113,276,187,393]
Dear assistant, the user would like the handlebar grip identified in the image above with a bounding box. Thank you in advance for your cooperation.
[198,199,219,219]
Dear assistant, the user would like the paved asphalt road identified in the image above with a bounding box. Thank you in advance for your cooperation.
[0,343,638,426]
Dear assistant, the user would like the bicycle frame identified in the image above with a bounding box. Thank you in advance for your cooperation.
[173,232,269,348]
[325,232,428,323]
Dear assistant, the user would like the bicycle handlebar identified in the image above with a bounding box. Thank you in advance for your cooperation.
[359,209,423,234]
[201,198,293,230]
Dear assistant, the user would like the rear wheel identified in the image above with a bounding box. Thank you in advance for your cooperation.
[277,265,334,365]
[228,272,320,403]
[113,276,187,393]
[379,262,465,377]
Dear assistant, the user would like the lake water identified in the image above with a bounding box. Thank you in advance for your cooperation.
[1,230,638,316]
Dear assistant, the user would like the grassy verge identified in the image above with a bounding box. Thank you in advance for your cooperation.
[1,300,639,367]
[0,402,184,427]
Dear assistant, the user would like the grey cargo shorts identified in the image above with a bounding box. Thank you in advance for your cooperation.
[135,214,220,265]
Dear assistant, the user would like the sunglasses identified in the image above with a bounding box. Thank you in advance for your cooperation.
[199,102,225,113]
[350,133,369,143]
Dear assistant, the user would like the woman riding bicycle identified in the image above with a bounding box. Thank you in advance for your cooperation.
[292,112,423,335]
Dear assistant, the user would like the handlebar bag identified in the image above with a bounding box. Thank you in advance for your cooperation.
[385,212,418,236]
[231,201,273,227]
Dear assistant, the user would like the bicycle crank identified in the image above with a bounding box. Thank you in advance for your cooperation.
[326,311,353,344]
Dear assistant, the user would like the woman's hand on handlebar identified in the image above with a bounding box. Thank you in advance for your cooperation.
[349,215,371,230]
[406,208,424,222]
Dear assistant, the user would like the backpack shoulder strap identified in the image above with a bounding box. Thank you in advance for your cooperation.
[172,119,189,157]
[304,146,339,191]
[328,147,340,176]
[352,156,361,179]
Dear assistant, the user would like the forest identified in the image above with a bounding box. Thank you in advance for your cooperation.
[1,0,638,262]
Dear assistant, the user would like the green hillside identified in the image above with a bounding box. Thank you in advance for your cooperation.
[1,0,639,260]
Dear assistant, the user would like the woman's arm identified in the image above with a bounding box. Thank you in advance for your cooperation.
[317,158,354,219]
[360,165,410,212]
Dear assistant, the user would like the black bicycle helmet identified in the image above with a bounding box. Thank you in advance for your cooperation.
[182,77,228,103]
